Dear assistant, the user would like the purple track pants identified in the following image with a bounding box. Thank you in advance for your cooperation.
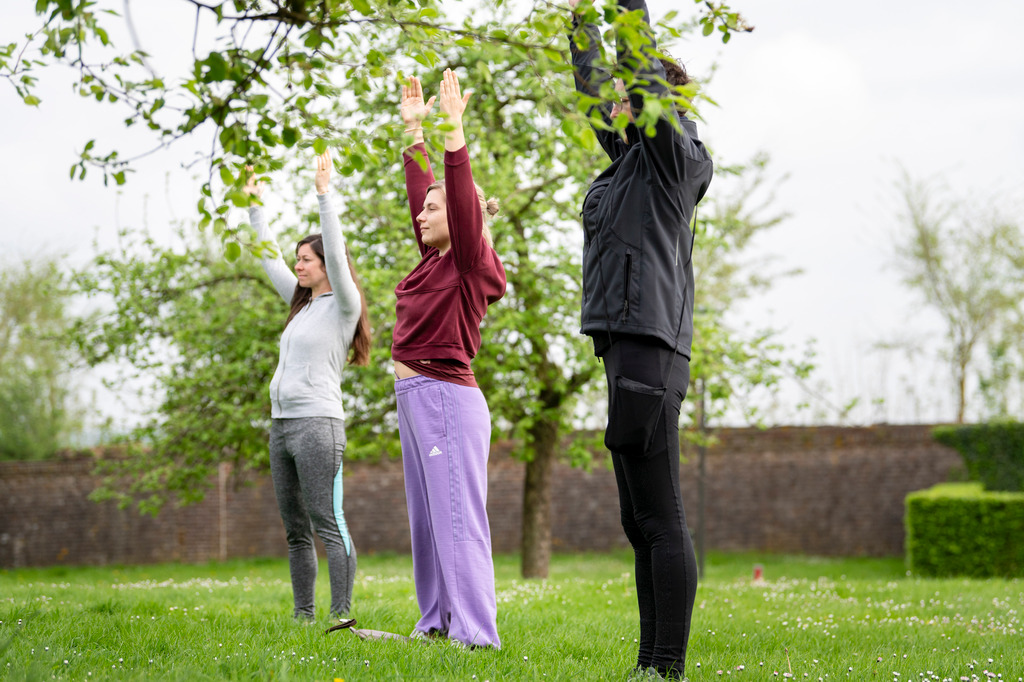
[395,375,501,649]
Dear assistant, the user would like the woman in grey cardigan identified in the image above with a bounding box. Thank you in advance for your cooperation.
[244,150,371,622]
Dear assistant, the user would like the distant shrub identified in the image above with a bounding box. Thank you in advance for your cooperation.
[906,482,1024,577]
[932,422,1024,492]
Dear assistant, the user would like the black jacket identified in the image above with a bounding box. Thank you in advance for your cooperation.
[571,0,713,358]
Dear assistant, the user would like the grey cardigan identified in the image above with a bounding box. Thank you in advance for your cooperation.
[249,192,361,419]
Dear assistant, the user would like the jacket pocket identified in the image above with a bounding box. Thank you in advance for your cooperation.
[276,363,317,403]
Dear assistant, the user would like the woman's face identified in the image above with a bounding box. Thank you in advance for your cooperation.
[295,243,328,292]
[611,79,634,122]
[416,188,451,253]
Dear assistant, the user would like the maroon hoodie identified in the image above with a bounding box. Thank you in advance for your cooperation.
[392,143,506,387]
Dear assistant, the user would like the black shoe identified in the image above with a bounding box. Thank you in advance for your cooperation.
[324,617,357,634]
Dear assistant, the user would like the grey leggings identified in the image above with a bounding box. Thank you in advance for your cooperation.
[269,417,356,618]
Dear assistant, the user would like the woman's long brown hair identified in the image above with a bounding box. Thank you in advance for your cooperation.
[286,234,372,366]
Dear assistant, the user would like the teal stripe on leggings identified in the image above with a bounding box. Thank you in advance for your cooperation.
[333,462,353,556]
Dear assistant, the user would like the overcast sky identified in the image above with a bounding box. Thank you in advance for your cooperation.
[3,0,1023,429]
[657,0,1024,423]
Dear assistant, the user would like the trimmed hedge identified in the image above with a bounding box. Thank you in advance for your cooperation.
[932,422,1024,491]
[906,482,1024,577]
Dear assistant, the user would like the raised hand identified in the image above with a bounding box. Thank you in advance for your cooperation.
[401,76,436,131]
[243,165,264,199]
[439,68,471,152]
[438,68,471,126]
[315,149,332,195]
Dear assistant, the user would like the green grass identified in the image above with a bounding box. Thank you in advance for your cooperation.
[1,552,1021,680]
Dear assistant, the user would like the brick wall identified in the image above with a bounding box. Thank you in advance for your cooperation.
[681,425,964,555]
[0,425,963,568]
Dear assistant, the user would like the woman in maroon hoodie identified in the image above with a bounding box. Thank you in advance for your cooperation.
[393,70,506,649]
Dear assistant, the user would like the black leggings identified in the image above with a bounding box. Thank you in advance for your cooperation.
[602,335,696,679]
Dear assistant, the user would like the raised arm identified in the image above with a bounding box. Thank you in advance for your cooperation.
[438,68,486,272]
[569,0,622,161]
[245,167,298,303]
[617,0,712,188]
[401,76,437,256]
[314,150,361,321]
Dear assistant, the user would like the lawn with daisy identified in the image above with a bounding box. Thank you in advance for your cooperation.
[1,551,1021,681]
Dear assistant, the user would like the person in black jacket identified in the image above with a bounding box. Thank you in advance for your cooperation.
[569,0,713,678]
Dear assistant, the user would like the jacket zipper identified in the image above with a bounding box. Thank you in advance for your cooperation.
[622,251,632,321]
[277,326,290,406]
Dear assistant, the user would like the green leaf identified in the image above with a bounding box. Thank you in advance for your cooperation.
[218,165,234,186]
[23,94,41,106]
[412,51,439,68]
[351,0,372,15]
[560,117,577,137]
[224,242,242,262]
[282,127,299,148]
[580,127,598,152]
[226,190,251,208]
[303,31,324,50]
[643,97,662,119]
[312,138,328,155]
[204,52,228,81]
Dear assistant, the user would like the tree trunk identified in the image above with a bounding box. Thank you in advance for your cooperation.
[956,358,967,423]
[520,418,558,579]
